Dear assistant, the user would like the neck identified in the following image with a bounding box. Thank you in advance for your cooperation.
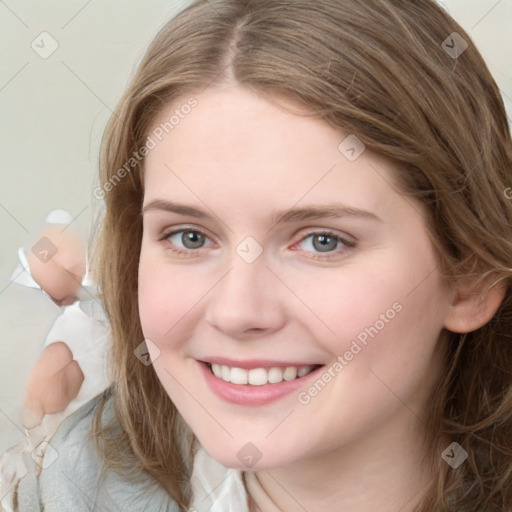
[253,405,441,512]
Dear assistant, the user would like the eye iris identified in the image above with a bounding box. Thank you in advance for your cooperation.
[313,234,337,252]
[182,231,204,249]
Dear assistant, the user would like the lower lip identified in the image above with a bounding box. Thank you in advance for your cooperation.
[198,361,324,406]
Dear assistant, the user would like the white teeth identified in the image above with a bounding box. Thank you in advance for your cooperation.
[297,366,310,378]
[283,367,297,381]
[212,363,222,378]
[268,367,283,383]
[248,368,268,386]
[221,365,231,382]
[230,367,248,385]
[210,364,316,385]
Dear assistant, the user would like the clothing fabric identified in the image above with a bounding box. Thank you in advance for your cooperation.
[42,300,111,416]
[0,392,254,512]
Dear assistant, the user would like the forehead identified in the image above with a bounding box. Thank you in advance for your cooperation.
[143,86,404,222]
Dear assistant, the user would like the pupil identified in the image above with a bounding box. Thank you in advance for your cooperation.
[183,231,204,249]
[313,234,337,252]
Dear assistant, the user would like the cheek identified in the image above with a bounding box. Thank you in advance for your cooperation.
[137,246,211,344]
[287,260,406,350]
[288,249,448,367]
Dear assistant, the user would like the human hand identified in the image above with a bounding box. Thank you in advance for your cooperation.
[22,342,85,429]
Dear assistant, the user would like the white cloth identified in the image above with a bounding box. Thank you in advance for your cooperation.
[26,302,112,451]
[190,447,251,512]
[10,248,57,304]
[42,302,111,410]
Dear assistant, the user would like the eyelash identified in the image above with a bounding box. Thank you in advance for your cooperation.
[159,227,356,260]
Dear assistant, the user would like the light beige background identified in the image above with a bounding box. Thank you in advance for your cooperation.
[1,0,511,454]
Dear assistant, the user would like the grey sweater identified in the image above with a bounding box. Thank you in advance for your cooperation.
[2,393,250,512]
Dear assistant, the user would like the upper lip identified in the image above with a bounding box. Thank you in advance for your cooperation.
[200,357,324,370]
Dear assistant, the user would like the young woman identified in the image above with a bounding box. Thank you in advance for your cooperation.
[3,1,512,510]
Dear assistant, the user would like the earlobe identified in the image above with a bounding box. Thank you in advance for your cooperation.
[443,277,507,333]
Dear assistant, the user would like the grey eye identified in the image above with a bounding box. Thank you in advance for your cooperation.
[181,231,205,249]
[299,233,342,253]
[167,230,209,250]
[313,234,338,252]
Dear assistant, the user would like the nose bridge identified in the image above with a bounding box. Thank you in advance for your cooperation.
[204,246,285,336]
[219,251,274,309]
[218,236,272,300]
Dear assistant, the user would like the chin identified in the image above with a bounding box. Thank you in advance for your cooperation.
[198,436,302,471]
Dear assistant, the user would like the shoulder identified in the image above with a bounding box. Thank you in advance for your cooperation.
[33,391,178,512]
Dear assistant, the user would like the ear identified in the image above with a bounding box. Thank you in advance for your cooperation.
[444,276,506,333]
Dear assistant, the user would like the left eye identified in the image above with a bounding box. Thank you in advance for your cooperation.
[165,229,214,250]
[296,232,351,253]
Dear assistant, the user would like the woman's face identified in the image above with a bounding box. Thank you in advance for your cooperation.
[138,85,455,470]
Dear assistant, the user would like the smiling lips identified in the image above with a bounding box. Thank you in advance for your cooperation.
[208,362,320,385]
[199,359,325,406]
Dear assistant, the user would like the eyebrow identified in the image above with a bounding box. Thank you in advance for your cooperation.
[141,199,382,224]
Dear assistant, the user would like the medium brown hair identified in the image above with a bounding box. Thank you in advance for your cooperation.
[92,1,512,510]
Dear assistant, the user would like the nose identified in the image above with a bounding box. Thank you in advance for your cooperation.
[204,255,287,340]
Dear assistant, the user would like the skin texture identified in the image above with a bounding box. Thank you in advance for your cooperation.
[23,225,86,428]
[23,342,84,429]
[138,85,504,512]
[27,225,86,306]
